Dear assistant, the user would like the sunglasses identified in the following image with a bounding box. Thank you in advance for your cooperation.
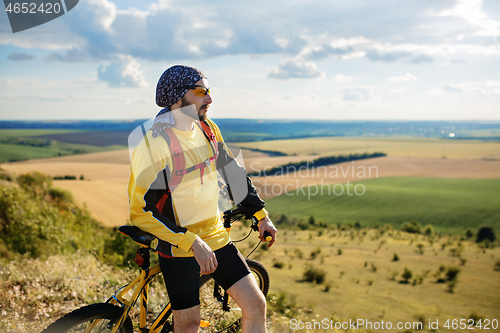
[180,85,210,97]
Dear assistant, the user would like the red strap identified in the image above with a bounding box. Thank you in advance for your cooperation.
[164,127,185,190]
[155,127,185,213]
[156,122,219,211]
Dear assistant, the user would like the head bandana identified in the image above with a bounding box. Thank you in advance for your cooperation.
[152,65,206,137]
[156,65,206,109]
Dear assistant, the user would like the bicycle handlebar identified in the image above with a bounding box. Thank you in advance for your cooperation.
[223,207,272,242]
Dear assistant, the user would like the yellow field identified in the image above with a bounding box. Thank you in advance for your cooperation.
[238,137,500,160]
[3,137,500,226]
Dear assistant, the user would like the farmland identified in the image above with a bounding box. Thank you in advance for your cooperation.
[1,121,500,333]
[0,129,127,162]
[264,177,500,233]
[2,135,500,229]
[237,136,500,160]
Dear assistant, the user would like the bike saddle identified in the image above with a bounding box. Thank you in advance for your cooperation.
[119,225,155,248]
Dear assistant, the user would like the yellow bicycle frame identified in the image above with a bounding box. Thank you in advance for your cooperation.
[106,263,171,333]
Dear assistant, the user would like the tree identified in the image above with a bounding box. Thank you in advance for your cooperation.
[424,224,434,236]
[401,267,413,283]
[476,226,496,243]
[401,220,421,234]
[309,216,315,226]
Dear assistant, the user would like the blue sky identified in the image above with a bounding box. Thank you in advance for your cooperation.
[0,0,499,120]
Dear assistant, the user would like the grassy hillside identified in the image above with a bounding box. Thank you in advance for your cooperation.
[266,177,500,233]
[232,226,500,333]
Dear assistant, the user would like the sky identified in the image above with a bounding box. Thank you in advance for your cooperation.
[0,0,499,121]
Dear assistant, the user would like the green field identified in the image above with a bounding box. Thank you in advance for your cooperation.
[0,129,84,138]
[0,129,127,162]
[266,177,500,233]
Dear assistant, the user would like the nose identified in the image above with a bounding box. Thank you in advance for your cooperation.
[205,93,212,105]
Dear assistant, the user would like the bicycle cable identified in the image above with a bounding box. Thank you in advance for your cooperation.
[230,217,253,243]
[246,240,263,258]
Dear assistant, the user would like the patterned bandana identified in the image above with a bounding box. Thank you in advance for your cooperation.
[155,65,206,109]
[152,65,206,137]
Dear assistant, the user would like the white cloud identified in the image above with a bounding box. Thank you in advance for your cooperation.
[342,87,374,101]
[268,59,324,80]
[436,80,500,95]
[438,0,500,38]
[389,73,417,82]
[333,74,353,82]
[2,0,499,65]
[97,56,148,87]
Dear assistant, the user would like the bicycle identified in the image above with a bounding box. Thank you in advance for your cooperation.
[41,207,271,333]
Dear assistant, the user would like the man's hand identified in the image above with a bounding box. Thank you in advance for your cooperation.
[191,236,218,275]
[258,216,277,247]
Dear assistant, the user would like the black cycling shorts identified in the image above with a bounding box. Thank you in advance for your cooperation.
[158,242,251,310]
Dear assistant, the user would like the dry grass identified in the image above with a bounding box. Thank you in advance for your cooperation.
[231,226,500,333]
[0,253,136,333]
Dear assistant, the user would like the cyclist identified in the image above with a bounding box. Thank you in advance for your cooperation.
[128,65,277,333]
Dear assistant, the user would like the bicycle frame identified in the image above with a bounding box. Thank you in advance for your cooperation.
[104,243,233,332]
[96,207,263,333]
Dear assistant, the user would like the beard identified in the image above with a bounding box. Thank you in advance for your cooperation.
[180,97,207,121]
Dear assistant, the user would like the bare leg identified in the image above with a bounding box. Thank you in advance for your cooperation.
[172,305,201,333]
[226,274,267,333]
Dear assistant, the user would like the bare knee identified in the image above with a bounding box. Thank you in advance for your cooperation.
[242,292,267,319]
[173,307,201,333]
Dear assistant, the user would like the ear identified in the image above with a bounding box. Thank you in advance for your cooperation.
[170,98,183,111]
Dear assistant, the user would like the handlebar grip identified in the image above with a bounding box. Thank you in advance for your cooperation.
[263,231,272,242]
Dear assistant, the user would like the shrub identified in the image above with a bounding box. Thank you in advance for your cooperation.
[447,280,457,293]
[476,226,496,243]
[445,266,461,282]
[465,228,474,239]
[434,265,446,283]
[267,292,299,317]
[293,248,303,259]
[297,222,309,230]
[468,312,484,325]
[0,172,112,259]
[495,260,500,271]
[17,171,52,197]
[273,261,285,269]
[401,220,421,234]
[48,187,74,209]
[401,267,413,283]
[308,216,315,225]
[392,253,400,261]
[424,224,434,236]
[302,265,326,284]
[0,168,13,182]
[309,247,321,260]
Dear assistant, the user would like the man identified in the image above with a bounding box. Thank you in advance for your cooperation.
[128,65,277,333]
